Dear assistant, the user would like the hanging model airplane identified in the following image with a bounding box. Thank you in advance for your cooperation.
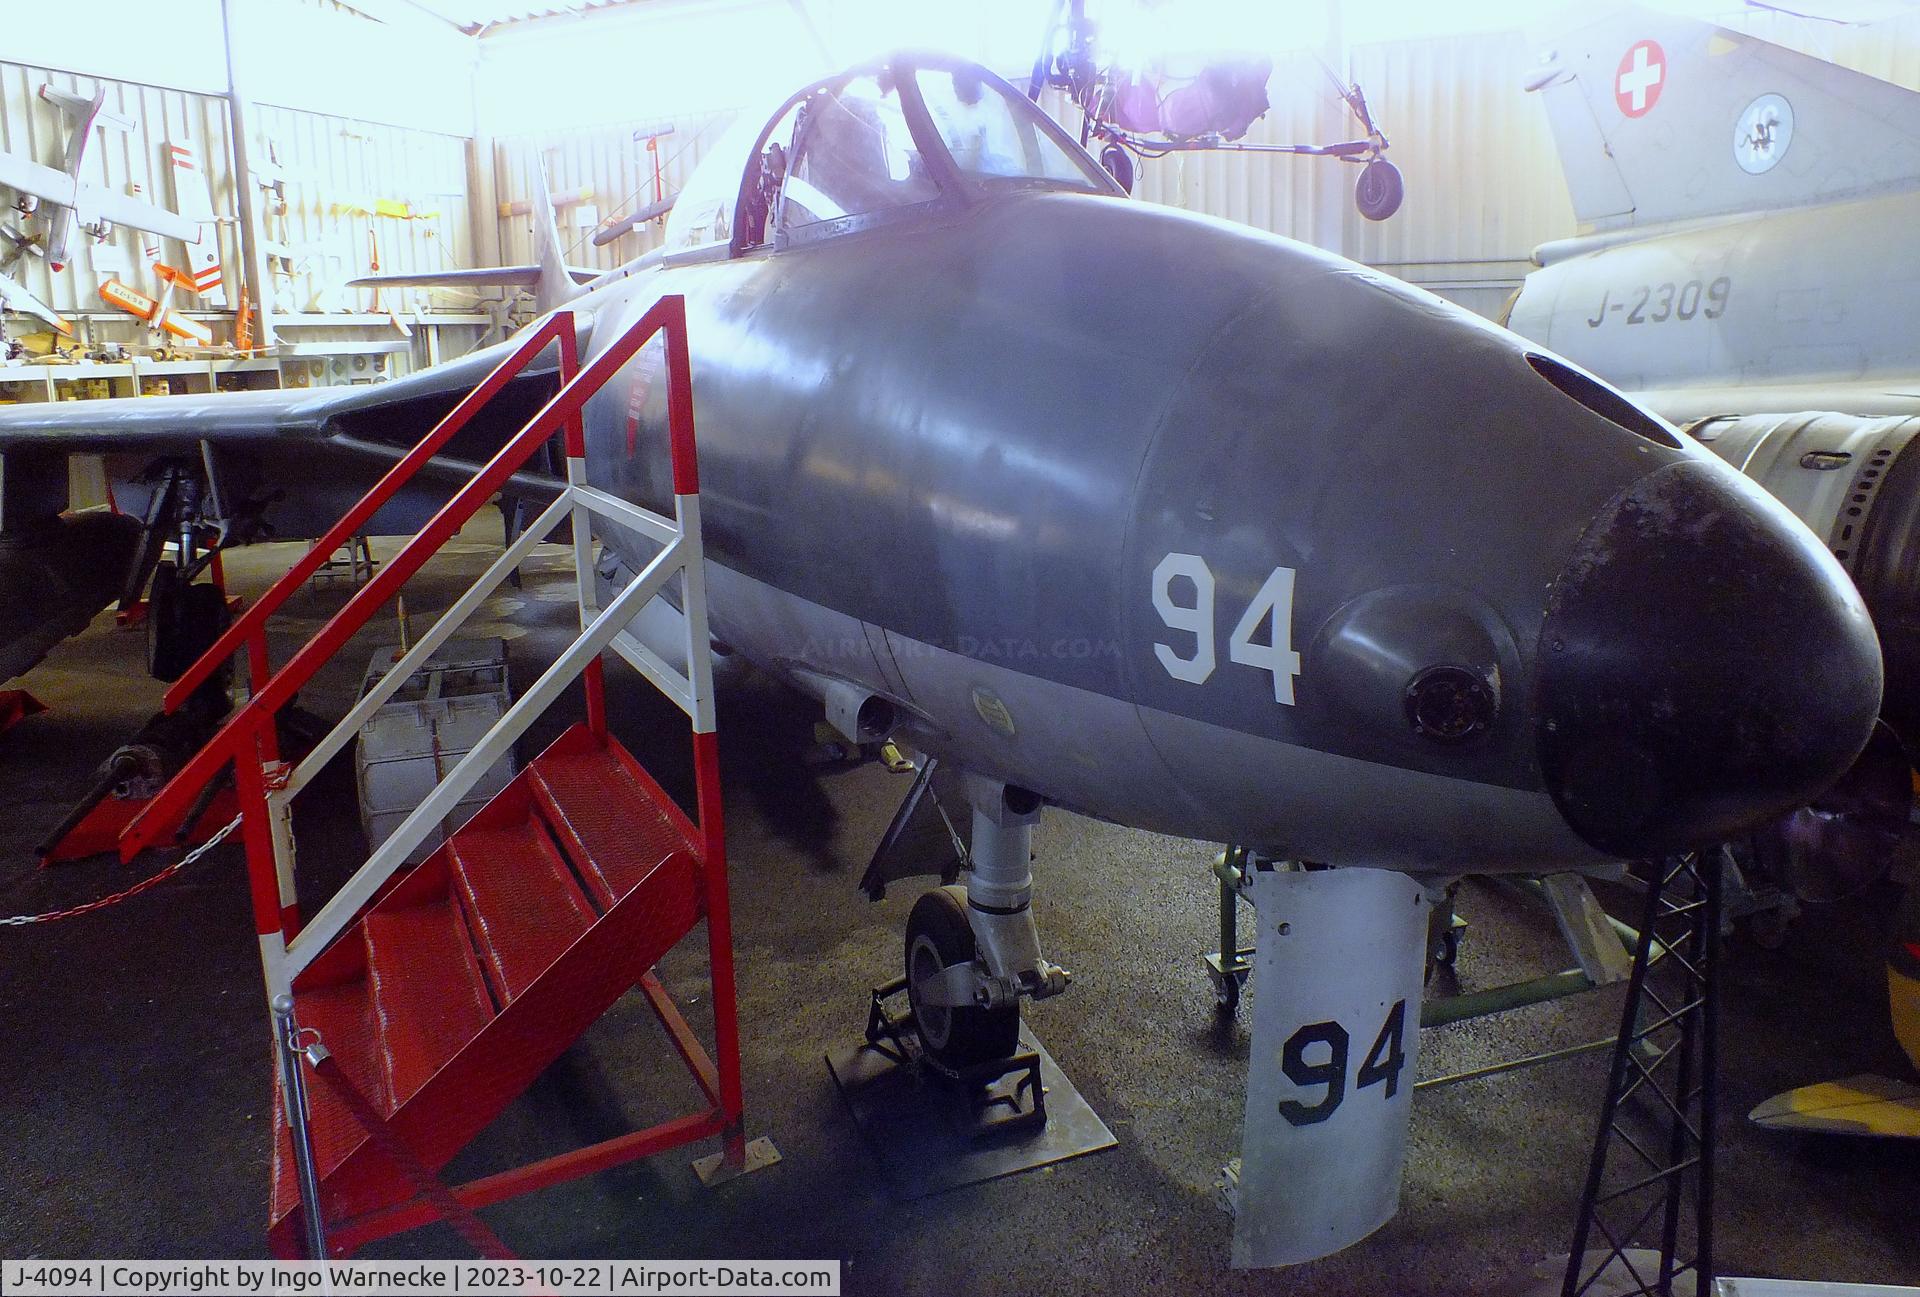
[0,52,1889,1255]
[0,84,204,273]
[0,267,69,337]
[1506,3,1920,1131]
[1026,0,1405,218]
[98,264,217,348]
[591,123,682,248]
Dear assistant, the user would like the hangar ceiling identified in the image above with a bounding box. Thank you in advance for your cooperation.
[404,0,639,32]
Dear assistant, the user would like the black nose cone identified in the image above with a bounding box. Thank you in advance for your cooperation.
[1537,459,1883,858]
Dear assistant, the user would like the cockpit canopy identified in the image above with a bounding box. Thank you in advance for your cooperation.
[664,53,1122,259]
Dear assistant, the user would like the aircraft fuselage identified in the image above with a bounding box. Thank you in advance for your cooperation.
[565,189,1880,871]
[1507,187,1920,420]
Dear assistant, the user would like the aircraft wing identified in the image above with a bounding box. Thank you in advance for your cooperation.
[77,177,202,243]
[0,336,569,507]
[1637,378,1920,424]
[348,265,600,291]
[351,265,542,290]
[0,335,573,686]
[0,382,354,456]
[1749,1073,1920,1138]
[0,146,203,244]
[0,149,79,210]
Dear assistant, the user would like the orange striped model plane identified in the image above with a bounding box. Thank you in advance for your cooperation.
[98,266,215,348]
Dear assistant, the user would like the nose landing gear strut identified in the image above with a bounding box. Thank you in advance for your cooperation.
[826,765,1114,1195]
[902,775,1070,1072]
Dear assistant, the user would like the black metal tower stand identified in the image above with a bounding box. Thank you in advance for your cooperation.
[1562,851,1724,1297]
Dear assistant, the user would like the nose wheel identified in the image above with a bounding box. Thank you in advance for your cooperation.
[905,885,1021,1071]
[1354,157,1404,221]
[146,560,232,686]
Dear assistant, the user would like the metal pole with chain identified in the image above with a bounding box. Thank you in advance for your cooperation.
[272,994,329,1260]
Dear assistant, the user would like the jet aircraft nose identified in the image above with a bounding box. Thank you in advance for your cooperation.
[1535,458,1883,858]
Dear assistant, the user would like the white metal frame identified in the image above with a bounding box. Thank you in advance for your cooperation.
[256,474,714,1000]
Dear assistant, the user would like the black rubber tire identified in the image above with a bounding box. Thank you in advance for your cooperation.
[905,885,1020,1070]
[1355,158,1404,221]
[1099,142,1135,194]
[145,560,182,680]
[147,564,230,683]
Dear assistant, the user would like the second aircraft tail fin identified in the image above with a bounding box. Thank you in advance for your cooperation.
[1527,3,1920,230]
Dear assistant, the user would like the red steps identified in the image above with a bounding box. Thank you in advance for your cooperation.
[267,723,705,1254]
[451,820,594,1001]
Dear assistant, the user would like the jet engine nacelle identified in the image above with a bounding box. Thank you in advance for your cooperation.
[1689,412,1920,744]
[1688,412,1920,900]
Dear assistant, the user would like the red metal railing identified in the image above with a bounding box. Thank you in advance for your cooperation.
[122,298,698,871]
[161,311,582,727]
[109,294,757,1251]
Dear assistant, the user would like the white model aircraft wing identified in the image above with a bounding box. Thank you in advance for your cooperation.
[0,150,78,210]
[0,269,70,335]
[73,177,202,243]
[0,150,202,244]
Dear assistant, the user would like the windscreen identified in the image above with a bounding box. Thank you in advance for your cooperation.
[915,66,1110,193]
[782,74,940,229]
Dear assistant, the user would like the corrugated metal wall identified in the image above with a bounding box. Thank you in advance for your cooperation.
[12,6,1920,334]
[492,108,739,272]
[1125,32,1576,319]
[250,104,473,315]
[496,38,1567,320]
[0,60,234,319]
[470,5,1920,325]
[1347,32,1575,317]
[0,61,473,330]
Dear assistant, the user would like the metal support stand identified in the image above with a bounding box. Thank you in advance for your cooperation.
[823,978,1116,1200]
[271,994,328,1261]
[1562,851,1722,1297]
[1425,880,1467,975]
[864,976,1047,1135]
[106,301,759,1258]
[857,755,967,901]
[309,534,377,587]
[1205,846,1256,1011]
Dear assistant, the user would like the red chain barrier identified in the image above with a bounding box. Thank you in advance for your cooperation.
[0,816,241,927]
